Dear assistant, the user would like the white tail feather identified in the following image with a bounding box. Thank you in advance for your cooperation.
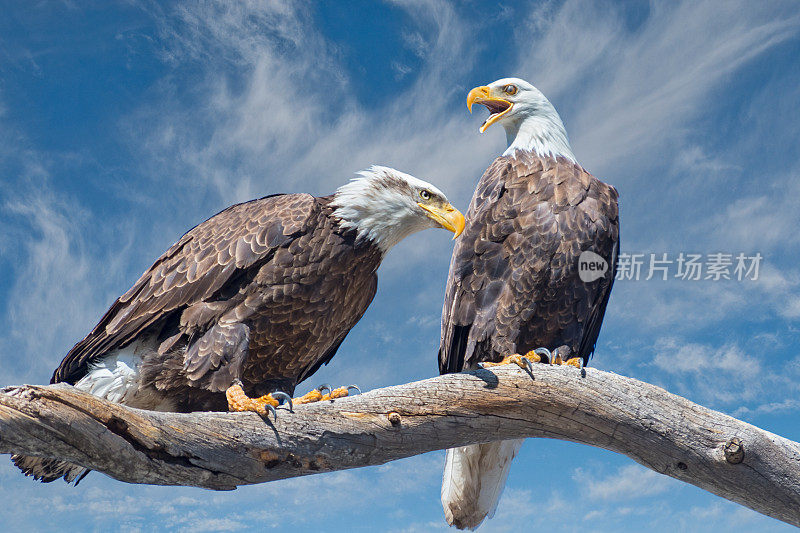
[14,336,174,483]
[74,351,140,403]
[441,439,524,529]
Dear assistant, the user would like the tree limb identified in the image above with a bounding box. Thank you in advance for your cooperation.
[1,365,799,526]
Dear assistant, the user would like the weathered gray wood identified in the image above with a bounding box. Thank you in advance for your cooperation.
[1,365,799,526]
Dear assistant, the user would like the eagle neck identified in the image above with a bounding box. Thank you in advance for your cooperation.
[502,111,576,163]
[332,214,414,256]
[329,196,430,256]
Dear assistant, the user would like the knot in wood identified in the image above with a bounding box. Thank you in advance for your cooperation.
[724,437,744,464]
[387,412,401,426]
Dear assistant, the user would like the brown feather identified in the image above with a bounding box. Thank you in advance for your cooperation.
[439,153,619,372]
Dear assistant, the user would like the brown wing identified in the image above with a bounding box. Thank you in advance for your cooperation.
[52,193,319,384]
[235,200,382,396]
[439,152,619,373]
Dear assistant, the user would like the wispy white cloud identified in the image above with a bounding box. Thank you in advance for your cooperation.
[136,0,490,207]
[0,166,135,385]
[702,174,800,251]
[518,0,800,174]
[651,338,760,376]
[732,398,800,418]
[0,452,444,530]
[573,464,676,502]
[600,336,800,414]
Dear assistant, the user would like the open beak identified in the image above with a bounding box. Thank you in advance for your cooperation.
[418,203,465,239]
[466,86,513,133]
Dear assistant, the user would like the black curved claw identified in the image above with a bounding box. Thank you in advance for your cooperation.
[534,347,552,364]
[317,383,332,396]
[346,385,361,395]
[264,403,278,421]
[271,391,293,412]
[232,378,244,388]
[518,356,534,374]
[577,357,587,377]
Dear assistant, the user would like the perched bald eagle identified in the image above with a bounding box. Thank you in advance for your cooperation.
[439,78,619,529]
[13,166,465,483]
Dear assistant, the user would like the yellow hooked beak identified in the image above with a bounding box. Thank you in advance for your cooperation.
[418,203,466,239]
[466,85,513,133]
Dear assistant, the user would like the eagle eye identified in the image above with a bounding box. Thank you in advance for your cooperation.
[419,190,432,200]
[503,84,518,95]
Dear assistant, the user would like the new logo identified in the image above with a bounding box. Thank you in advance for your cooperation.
[578,251,608,282]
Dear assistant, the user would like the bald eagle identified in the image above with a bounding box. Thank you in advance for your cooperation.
[13,166,465,483]
[439,78,619,529]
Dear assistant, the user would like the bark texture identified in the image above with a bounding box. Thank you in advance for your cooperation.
[1,365,799,526]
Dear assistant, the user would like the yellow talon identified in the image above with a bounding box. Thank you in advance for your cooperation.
[481,353,538,371]
[226,382,250,411]
[327,386,352,400]
[227,381,361,413]
[226,382,280,418]
[522,350,542,364]
[294,388,324,405]
[564,357,582,368]
[294,384,360,404]
[480,354,516,368]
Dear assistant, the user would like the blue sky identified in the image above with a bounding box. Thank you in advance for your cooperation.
[1,0,800,531]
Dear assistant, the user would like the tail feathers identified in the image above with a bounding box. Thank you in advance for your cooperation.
[12,345,147,484]
[441,439,524,530]
[11,454,88,484]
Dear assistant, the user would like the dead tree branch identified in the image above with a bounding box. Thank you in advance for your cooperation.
[1,366,799,526]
